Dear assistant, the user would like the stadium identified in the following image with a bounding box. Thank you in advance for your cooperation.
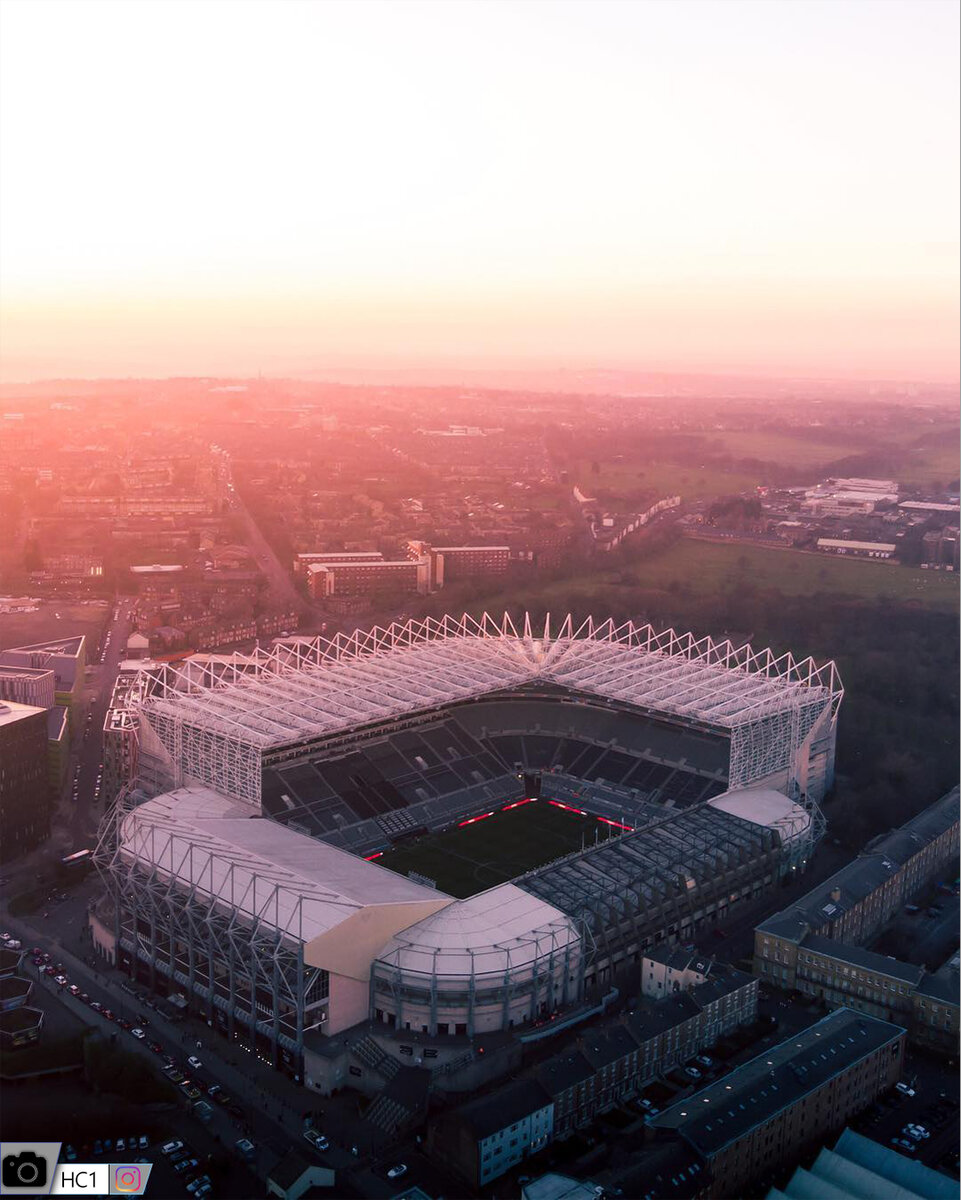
[95,613,842,1079]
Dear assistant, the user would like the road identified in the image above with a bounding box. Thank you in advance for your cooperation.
[220,466,313,621]
[69,598,136,847]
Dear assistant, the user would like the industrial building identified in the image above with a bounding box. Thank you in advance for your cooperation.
[93,613,841,1079]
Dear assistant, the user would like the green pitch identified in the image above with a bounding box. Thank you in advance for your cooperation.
[372,799,624,898]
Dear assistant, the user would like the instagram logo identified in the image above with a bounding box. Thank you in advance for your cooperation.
[114,1165,142,1192]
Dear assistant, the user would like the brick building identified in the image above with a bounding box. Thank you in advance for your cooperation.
[754,787,959,988]
[647,1009,906,1198]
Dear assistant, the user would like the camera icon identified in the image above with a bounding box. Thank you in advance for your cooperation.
[2,1149,48,1190]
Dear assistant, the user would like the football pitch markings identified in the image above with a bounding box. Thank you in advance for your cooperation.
[373,799,629,898]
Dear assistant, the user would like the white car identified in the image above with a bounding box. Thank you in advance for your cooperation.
[895,1083,916,1097]
[684,1066,702,1079]
[161,1140,184,1156]
[187,1055,203,1070]
[387,1165,407,1180]
[130,1028,146,1039]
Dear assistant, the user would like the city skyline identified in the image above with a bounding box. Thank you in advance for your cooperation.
[1,0,959,383]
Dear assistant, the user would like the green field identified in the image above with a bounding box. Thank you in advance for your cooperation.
[691,430,860,469]
[575,459,761,501]
[469,537,959,615]
[374,800,622,898]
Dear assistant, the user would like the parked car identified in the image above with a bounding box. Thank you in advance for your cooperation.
[187,1055,203,1071]
[174,1157,199,1174]
[235,1139,256,1161]
[694,1055,714,1068]
[684,1066,702,1080]
[387,1164,408,1180]
[304,1129,330,1151]
[137,1136,149,1150]
[895,1083,916,1097]
[891,1138,917,1154]
[130,1028,146,1040]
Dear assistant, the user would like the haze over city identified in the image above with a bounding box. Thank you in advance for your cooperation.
[1,0,959,383]
[0,4,959,1200]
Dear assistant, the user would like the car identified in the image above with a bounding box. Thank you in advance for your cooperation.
[387,1164,408,1180]
[182,1085,202,1101]
[165,1069,185,1084]
[303,1129,330,1151]
[207,1084,221,1099]
[68,984,81,996]
[118,1019,133,1032]
[130,1028,146,1039]
[93,1141,104,1157]
[115,1139,126,1153]
[137,1136,149,1150]
[694,1055,714,1068]
[187,1055,203,1070]
[63,1145,77,1161]
[891,1138,917,1153]
[235,1139,256,1160]
[895,1083,916,1097]
[79,993,91,1004]
[187,1178,212,1197]
[174,1157,199,1174]
[90,1001,103,1012]
[904,1125,931,1140]
[684,1066,702,1079]
[102,1009,116,1021]
[148,1041,164,1054]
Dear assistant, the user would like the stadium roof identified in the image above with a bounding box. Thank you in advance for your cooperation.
[117,786,451,945]
[137,612,841,750]
[374,882,579,982]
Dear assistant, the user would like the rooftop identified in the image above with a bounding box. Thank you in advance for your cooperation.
[757,787,959,944]
[767,1126,958,1200]
[647,1009,905,1158]
[373,883,578,981]
[801,936,926,985]
[0,700,47,730]
[455,1078,552,1139]
[118,787,451,945]
[135,612,840,751]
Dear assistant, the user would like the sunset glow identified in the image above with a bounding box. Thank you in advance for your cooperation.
[1,0,958,381]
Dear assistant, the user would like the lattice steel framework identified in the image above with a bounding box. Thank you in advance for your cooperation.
[129,612,842,807]
[95,793,328,1068]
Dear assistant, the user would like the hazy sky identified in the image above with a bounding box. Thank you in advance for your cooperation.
[1,0,958,382]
